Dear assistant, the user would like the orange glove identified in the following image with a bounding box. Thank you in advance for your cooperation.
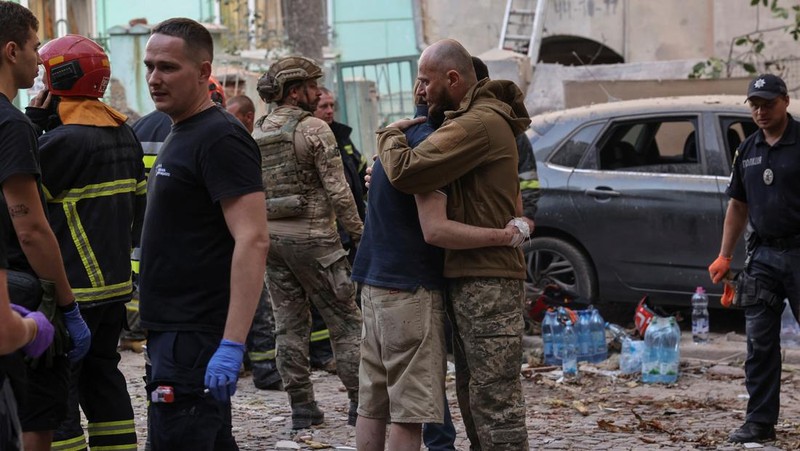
[721,282,735,308]
[708,255,732,284]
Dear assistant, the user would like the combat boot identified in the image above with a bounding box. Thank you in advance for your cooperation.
[291,401,324,430]
[348,400,358,426]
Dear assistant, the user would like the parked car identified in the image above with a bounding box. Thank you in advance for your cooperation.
[524,95,799,307]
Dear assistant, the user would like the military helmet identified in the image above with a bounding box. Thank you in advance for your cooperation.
[257,56,322,103]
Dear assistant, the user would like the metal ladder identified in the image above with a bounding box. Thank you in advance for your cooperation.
[498,0,548,62]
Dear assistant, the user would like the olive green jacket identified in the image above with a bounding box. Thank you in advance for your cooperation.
[378,79,531,279]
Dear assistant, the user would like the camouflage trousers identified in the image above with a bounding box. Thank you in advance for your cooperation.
[448,277,528,451]
[267,235,362,405]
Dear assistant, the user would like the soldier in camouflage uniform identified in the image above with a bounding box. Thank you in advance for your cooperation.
[253,56,363,430]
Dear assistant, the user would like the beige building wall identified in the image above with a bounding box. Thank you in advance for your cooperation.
[420,0,800,64]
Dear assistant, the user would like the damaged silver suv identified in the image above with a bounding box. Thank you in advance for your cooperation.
[525,95,799,307]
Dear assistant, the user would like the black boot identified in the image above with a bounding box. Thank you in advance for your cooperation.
[291,401,324,430]
[728,422,776,443]
[347,400,358,427]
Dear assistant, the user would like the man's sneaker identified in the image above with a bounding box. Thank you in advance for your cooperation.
[291,401,324,430]
[728,422,776,443]
[347,400,358,426]
[118,338,146,353]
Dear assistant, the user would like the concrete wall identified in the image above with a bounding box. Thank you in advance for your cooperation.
[420,0,800,64]
[420,0,503,55]
[526,60,708,115]
[562,77,751,109]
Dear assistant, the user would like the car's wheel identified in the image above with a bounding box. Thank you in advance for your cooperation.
[523,236,598,303]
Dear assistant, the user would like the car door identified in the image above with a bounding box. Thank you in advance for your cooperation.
[565,113,726,303]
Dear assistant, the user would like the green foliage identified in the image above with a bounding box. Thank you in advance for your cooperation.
[689,0,800,79]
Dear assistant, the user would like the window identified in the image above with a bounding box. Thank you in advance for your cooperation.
[549,123,603,168]
[596,118,701,174]
[719,117,757,162]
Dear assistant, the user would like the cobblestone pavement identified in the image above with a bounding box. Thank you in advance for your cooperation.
[118,347,800,450]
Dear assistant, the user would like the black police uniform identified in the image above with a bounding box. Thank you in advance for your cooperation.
[727,113,800,426]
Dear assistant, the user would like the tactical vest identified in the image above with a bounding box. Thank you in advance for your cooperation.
[255,109,312,219]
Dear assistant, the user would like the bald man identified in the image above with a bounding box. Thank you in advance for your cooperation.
[226,95,255,133]
[376,39,531,450]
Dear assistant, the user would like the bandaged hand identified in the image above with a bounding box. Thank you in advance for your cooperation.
[506,217,534,248]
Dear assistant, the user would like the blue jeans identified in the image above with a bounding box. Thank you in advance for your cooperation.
[423,398,456,450]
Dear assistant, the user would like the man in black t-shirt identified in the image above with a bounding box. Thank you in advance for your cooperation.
[138,18,268,449]
[0,4,90,450]
[0,9,56,441]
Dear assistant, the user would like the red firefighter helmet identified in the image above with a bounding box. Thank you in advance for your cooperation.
[40,34,110,98]
[208,75,226,107]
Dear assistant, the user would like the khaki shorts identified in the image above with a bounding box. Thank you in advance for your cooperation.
[357,285,446,423]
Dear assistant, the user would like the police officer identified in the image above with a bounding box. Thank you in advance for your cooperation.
[254,56,363,430]
[709,73,800,444]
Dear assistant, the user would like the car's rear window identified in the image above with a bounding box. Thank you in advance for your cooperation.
[549,123,603,168]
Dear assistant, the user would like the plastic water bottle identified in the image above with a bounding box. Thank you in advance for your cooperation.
[659,317,680,383]
[619,337,644,375]
[780,299,800,348]
[589,307,608,363]
[542,310,557,365]
[691,286,709,343]
[606,322,631,345]
[550,309,564,366]
[642,316,663,383]
[562,320,578,380]
[576,310,592,362]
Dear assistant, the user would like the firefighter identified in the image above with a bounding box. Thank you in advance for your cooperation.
[254,56,363,429]
[25,34,145,451]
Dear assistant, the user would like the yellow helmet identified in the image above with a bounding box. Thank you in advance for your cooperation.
[257,56,322,103]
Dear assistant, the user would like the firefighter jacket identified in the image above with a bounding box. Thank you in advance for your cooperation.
[38,101,146,306]
[254,105,363,242]
[377,79,531,280]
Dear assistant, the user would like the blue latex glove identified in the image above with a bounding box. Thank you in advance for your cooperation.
[60,302,91,362]
[204,339,245,402]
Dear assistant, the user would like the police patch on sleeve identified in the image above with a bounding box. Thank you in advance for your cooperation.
[427,121,468,152]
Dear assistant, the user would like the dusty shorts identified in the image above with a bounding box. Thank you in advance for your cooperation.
[357,285,446,423]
